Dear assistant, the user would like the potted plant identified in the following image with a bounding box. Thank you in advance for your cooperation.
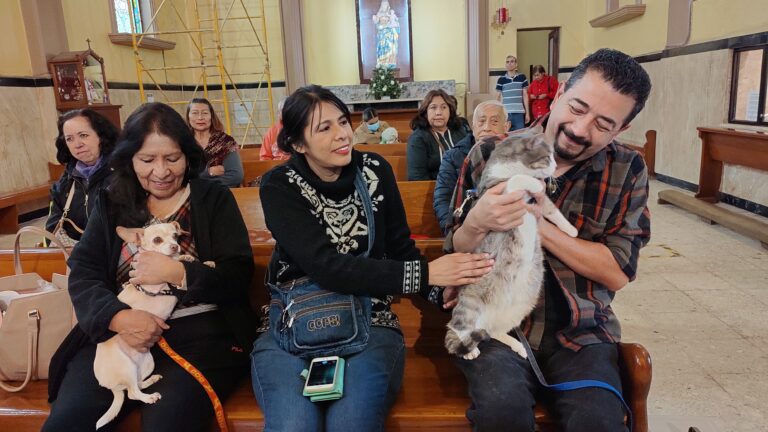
[367,65,404,100]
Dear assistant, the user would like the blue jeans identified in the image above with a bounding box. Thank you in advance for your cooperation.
[251,326,405,432]
[507,112,526,131]
[455,338,628,432]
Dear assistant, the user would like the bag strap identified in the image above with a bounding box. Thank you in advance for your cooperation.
[0,310,39,392]
[54,182,85,235]
[353,168,375,257]
[513,327,633,430]
[15,226,71,275]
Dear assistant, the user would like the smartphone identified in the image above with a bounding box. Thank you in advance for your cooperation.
[304,356,341,394]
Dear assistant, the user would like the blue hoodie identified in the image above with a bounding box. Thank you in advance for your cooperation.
[433,133,475,234]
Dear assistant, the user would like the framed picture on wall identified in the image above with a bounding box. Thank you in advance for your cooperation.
[355,0,413,83]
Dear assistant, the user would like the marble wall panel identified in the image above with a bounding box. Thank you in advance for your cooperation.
[0,85,57,195]
[626,50,768,207]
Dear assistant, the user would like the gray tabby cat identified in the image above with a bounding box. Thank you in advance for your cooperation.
[445,133,578,360]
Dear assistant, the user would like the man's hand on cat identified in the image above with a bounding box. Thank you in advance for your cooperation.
[465,182,528,234]
[442,286,460,309]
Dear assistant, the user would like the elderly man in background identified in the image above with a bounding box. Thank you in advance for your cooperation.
[433,100,510,234]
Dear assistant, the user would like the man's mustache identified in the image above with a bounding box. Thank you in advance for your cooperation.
[557,124,591,148]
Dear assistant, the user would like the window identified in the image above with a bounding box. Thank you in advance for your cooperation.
[729,46,768,126]
[108,0,175,50]
[111,0,154,34]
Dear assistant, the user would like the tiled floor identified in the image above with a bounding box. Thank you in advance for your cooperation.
[617,180,768,432]
[2,179,767,431]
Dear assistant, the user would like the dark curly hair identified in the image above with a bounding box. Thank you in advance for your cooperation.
[108,102,205,227]
[276,85,351,155]
[409,89,461,131]
[54,109,119,165]
[564,48,652,126]
[185,97,224,133]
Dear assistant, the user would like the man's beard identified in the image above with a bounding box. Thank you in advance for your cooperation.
[554,124,592,161]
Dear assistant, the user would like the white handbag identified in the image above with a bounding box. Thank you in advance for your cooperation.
[0,226,74,392]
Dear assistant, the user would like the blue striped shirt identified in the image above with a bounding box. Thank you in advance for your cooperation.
[496,73,529,114]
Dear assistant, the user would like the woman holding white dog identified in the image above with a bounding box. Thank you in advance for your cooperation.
[43,103,255,431]
[250,85,494,431]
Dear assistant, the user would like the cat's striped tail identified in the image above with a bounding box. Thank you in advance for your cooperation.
[445,327,490,357]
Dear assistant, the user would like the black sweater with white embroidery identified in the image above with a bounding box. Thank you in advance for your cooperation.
[259,150,439,330]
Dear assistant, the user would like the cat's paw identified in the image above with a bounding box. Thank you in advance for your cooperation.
[463,347,481,360]
[562,224,578,238]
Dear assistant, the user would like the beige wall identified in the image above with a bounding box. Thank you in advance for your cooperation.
[584,0,668,58]
[517,30,549,80]
[489,0,587,69]
[302,0,467,86]
[0,0,33,77]
[690,0,768,44]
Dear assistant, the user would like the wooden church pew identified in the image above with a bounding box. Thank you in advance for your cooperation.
[354,143,407,157]
[0,242,651,432]
[231,180,441,239]
[0,181,649,431]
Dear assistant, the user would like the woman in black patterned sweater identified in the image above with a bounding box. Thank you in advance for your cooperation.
[250,85,493,431]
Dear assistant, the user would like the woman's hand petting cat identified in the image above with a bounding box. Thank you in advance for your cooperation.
[428,252,494,287]
[464,182,529,234]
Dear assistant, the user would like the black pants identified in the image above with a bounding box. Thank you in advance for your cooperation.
[43,312,248,432]
[455,337,628,432]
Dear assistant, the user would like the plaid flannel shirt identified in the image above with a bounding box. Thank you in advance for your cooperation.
[445,116,651,351]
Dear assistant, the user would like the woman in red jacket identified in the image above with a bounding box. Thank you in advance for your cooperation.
[528,65,559,120]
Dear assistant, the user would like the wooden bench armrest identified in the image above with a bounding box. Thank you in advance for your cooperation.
[617,342,651,432]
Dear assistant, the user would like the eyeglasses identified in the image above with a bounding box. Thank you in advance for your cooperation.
[189,111,211,118]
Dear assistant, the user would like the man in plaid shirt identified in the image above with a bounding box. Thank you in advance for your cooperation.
[444,49,651,431]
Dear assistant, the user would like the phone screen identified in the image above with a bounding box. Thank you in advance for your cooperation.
[307,359,337,387]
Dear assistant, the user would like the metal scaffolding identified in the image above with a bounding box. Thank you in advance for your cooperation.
[127,0,274,145]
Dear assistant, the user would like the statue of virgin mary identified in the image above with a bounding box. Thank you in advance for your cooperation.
[372,0,399,67]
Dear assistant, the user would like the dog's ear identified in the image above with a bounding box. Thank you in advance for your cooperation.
[170,220,190,237]
[116,226,144,245]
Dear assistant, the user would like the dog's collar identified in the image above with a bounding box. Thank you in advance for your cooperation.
[135,283,179,297]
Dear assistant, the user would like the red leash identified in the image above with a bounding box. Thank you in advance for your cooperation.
[157,337,229,432]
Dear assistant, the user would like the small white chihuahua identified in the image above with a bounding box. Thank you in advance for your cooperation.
[94,222,195,430]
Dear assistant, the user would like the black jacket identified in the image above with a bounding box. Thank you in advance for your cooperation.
[406,126,469,181]
[48,179,255,401]
[46,160,112,240]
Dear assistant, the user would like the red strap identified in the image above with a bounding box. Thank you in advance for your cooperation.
[157,337,229,432]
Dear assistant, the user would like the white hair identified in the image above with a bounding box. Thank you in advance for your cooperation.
[473,99,507,120]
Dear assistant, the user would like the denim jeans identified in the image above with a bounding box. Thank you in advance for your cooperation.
[251,326,405,432]
[455,338,628,432]
[507,112,526,131]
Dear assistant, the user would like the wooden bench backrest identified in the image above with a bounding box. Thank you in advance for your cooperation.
[383,156,408,181]
[233,180,440,239]
[48,163,65,182]
[354,143,407,157]
[0,248,68,280]
[398,181,442,238]
[241,160,287,186]
[239,147,262,161]
[231,187,265,232]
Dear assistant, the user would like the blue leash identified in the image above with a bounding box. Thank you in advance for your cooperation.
[513,327,633,431]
